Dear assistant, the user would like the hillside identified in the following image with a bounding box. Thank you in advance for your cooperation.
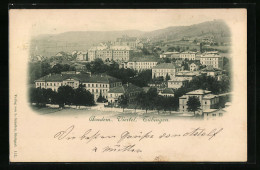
[30,19,231,57]
[142,19,230,42]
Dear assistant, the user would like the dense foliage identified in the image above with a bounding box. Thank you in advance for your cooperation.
[29,85,95,108]
[186,96,201,115]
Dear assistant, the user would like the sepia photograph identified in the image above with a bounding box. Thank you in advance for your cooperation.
[9,9,247,162]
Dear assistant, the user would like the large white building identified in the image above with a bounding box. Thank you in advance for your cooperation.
[200,53,224,69]
[124,57,158,72]
[179,51,198,60]
[179,89,219,113]
[152,63,183,80]
[35,73,122,101]
[167,77,189,89]
[88,44,132,62]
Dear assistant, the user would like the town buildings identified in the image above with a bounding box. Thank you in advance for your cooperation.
[112,35,144,50]
[179,89,219,113]
[179,51,198,60]
[124,57,158,72]
[158,88,175,97]
[108,83,143,104]
[88,44,133,62]
[152,63,183,80]
[167,77,189,89]
[175,71,201,81]
[35,73,122,101]
[200,53,223,69]
[160,52,180,59]
[76,51,88,61]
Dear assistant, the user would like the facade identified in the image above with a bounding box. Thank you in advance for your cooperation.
[152,63,183,80]
[203,108,226,119]
[179,51,198,60]
[167,77,189,89]
[76,51,88,61]
[175,71,200,81]
[125,57,158,72]
[113,35,143,50]
[179,89,219,112]
[88,45,132,62]
[35,73,122,101]
[108,83,143,104]
[200,53,223,69]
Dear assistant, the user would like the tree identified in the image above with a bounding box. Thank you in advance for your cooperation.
[118,95,128,112]
[165,73,171,81]
[73,85,95,108]
[97,91,106,103]
[186,96,201,115]
[136,92,150,113]
[56,86,75,108]
[154,96,164,114]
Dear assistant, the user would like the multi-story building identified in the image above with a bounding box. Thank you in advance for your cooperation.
[152,63,183,80]
[76,51,88,61]
[179,89,219,112]
[179,51,198,60]
[88,44,132,62]
[200,53,223,70]
[113,35,143,50]
[175,71,200,81]
[108,83,143,104]
[35,73,122,101]
[167,77,189,89]
[124,57,158,72]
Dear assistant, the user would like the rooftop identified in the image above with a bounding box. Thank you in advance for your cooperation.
[181,51,198,54]
[186,89,211,95]
[153,63,180,69]
[168,77,190,82]
[108,83,143,94]
[129,57,159,62]
[201,54,222,58]
[163,52,180,55]
[161,88,174,94]
[35,73,121,84]
[203,94,218,99]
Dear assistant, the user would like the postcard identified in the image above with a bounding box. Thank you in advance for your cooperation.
[9,9,247,162]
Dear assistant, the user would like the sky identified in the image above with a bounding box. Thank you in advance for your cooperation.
[10,9,244,36]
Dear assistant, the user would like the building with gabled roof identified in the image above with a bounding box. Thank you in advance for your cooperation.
[179,89,219,113]
[200,53,223,69]
[124,56,159,71]
[168,77,189,89]
[35,73,122,101]
[152,63,183,80]
[180,51,199,60]
[108,83,143,104]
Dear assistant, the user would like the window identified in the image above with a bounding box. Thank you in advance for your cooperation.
[88,84,90,87]
[110,94,112,97]
[212,114,216,117]
[92,84,94,87]
[96,89,98,93]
